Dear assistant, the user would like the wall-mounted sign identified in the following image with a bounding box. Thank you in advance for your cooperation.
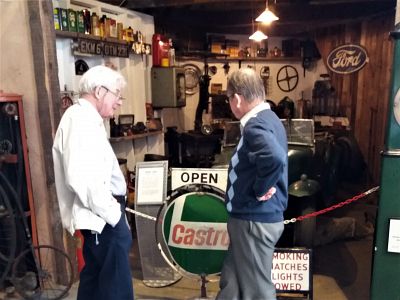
[394,88,400,126]
[77,38,129,58]
[327,44,369,74]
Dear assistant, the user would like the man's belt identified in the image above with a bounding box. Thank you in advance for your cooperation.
[113,195,126,205]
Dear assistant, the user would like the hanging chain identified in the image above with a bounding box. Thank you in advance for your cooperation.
[283,186,380,225]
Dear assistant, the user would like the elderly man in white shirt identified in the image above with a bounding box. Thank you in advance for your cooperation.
[52,65,134,300]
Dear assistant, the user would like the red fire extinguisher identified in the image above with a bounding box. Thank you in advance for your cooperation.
[74,230,85,273]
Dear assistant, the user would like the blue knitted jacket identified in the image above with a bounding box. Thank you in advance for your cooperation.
[226,109,288,223]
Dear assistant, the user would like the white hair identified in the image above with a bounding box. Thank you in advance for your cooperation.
[78,65,126,96]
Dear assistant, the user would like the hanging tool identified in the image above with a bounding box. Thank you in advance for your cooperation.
[260,66,271,96]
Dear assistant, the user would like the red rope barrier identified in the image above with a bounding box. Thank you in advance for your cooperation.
[284,186,380,225]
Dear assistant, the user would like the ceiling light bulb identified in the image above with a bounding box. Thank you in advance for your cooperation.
[249,30,268,42]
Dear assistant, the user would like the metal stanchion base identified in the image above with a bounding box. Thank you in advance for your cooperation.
[142,270,182,287]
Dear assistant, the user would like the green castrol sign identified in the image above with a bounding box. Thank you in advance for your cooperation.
[162,192,229,275]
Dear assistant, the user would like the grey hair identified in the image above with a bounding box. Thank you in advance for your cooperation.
[227,68,265,103]
[78,65,126,96]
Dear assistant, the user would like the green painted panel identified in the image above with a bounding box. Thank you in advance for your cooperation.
[386,40,400,150]
[371,157,400,300]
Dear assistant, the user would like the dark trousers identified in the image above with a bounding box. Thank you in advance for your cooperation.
[77,202,133,300]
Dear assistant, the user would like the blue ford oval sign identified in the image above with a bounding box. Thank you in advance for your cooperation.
[327,44,369,74]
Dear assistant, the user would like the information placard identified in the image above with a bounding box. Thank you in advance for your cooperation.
[135,161,167,205]
[388,218,400,253]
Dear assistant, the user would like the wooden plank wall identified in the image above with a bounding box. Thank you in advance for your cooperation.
[315,14,395,184]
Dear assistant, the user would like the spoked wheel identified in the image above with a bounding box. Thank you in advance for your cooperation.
[0,185,17,286]
[12,245,73,300]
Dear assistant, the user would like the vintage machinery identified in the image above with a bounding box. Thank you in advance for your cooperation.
[212,118,362,247]
[151,67,186,108]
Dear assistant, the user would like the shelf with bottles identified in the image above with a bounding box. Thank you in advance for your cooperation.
[53,0,152,56]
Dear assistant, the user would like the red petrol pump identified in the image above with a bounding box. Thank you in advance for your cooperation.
[370,2,400,298]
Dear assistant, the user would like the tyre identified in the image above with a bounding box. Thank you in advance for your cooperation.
[0,185,16,286]
[11,245,73,300]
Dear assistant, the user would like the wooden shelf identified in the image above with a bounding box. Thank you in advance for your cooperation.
[177,55,302,63]
[55,30,151,56]
[55,30,127,44]
[109,130,163,143]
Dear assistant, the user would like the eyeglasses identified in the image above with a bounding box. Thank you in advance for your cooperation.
[101,86,125,101]
[226,92,240,102]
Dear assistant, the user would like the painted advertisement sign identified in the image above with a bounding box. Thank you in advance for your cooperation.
[162,192,229,275]
[327,44,369,74]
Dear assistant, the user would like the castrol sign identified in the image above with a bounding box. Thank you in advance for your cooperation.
[162,191,229,275]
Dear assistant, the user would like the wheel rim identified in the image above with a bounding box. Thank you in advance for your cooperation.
[0,185,16,286]
[12,245,73,300]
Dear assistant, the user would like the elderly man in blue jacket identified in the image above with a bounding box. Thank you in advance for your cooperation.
[217,68,288,300]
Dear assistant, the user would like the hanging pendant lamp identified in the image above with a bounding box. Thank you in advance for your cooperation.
[255,0,279,24]
[249,30,268,42]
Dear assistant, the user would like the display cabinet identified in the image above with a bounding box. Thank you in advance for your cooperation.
[0,93,38,248]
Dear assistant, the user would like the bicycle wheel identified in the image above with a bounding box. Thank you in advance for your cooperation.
[0,184,17,286]
[12,245,73,300]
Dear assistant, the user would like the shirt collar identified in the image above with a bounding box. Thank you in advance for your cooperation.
[240,101,271,129]
[77,98,104,124]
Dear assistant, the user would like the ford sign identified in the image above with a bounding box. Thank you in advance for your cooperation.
[327,44,369,74]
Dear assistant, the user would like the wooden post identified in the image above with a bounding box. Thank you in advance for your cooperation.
[26,0,76,284]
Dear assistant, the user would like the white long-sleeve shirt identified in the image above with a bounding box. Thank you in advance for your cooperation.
[52,98,126,235]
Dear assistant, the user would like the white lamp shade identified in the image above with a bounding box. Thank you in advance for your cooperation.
[249,30,268,42]
[255,9,279,24]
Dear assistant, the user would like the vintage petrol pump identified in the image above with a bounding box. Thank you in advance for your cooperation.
[370,2,400,299]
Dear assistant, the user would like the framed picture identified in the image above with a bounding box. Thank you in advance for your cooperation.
[135,161,168,205]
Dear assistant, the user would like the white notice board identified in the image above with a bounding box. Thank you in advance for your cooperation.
[388,218,400,253]
[272,248,312,293]
[135,161,168,205]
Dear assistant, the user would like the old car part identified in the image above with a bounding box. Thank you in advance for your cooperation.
[201,124,213,135]
[183,63,201,95]
[209,65,217,76]
[260,66,271,95]
[289,174,320,197]
[222,62,230,75]
[75,59,89,75]
[277,65,299,92]
[277,97,295,119]
[296,92,311,118]
[312,74,339,116]
[194,69,211,132]
[118,114,135,135]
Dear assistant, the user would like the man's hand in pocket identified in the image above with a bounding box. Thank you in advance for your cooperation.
[257,187,276,201]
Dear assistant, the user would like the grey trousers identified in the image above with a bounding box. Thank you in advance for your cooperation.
[216,217,284,300]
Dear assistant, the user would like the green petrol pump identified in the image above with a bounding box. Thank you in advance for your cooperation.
[370,4,400,299]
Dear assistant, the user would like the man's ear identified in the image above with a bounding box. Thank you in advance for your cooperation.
[234,93,242,108]
[95,86,105,100]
